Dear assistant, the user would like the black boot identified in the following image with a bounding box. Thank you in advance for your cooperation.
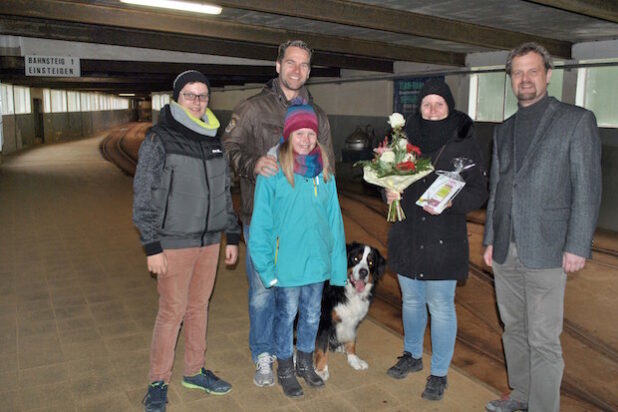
[295,351,325,388]
[277,357,303,398]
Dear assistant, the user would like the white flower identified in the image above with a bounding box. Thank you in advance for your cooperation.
[397,138,409,150]
[380,150,395,163]
[388,113,405,129]
[403,152,416,162]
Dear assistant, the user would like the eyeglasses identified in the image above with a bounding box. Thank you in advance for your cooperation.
[181,92,209,102]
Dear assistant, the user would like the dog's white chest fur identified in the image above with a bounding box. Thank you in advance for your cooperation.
[333,289,371,342]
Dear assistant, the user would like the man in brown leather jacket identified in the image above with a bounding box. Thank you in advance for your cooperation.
[222,39,335,389]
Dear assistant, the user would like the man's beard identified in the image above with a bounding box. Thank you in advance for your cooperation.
[516,84,539,102]
[517,91,538,101]
[280,77,305,91]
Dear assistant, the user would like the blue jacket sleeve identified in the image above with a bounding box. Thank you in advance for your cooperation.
[248,174,278,287]
[327,178,347,286]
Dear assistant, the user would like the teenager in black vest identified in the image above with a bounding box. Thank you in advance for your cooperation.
[133,71,240,412]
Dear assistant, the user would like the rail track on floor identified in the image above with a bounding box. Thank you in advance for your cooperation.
[337,187,617,412]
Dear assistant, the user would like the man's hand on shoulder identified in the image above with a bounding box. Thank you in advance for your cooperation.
[563,252,586,273]
[254,155,279,177]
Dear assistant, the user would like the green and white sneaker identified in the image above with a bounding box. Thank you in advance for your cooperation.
[182,368,231,395]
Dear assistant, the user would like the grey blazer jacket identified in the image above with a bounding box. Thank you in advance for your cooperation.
[483,97,602,268]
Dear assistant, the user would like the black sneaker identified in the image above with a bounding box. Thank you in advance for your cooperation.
[386,351,423,379]
[422,375,447,400]
[143,381,168,412]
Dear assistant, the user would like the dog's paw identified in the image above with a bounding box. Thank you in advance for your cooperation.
[347,354,368,370]
[316,365,329,381]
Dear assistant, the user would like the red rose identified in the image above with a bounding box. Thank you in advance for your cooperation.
[407,144,421,155]
[396,161,416,171]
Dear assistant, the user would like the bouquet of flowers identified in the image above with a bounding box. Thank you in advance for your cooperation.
[355,113,433,222]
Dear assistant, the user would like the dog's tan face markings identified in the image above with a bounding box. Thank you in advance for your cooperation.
[331,310,342,323]
[347,249,363,277]
[366,252,376,283]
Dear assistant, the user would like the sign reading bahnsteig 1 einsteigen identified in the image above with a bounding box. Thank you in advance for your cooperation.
[25,55,81,77]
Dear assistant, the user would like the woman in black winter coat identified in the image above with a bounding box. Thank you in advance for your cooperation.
[385,79,488,401]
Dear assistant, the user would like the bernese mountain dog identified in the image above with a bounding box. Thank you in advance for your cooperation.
[314,242,386,381]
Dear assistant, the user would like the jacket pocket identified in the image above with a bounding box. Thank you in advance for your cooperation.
[540,207,569,244]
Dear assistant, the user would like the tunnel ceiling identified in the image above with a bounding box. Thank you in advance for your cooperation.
[0,0,616,98]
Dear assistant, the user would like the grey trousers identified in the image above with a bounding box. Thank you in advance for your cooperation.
[493,243,566,412]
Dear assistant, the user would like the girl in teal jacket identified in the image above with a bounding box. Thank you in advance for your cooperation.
[249,104,346,398]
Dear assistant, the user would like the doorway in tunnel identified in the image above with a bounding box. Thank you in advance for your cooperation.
[32,98,44,144]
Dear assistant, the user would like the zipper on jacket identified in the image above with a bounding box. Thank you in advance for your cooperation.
[313,177,318,197]
[274,237,279,266]
[200,141,210,246]
[161,169,174,229]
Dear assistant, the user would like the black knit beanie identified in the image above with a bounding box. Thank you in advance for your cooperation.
[173,70,211,101]
[419,78,455,114]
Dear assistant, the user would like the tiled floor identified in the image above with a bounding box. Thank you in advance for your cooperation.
[0,136,497,411]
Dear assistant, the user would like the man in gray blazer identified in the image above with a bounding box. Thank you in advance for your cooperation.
[483,43,602,412]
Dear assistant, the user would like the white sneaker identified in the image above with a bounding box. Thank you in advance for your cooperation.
[253,353,276,387]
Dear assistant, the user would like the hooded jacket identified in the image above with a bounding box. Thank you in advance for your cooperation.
[248,166,347,288]
[133,103,240,255]
[222,78,335,225]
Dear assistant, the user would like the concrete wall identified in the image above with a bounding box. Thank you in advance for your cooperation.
[1,114,19,153]
[2,113,36,153]
[1,109,133,153]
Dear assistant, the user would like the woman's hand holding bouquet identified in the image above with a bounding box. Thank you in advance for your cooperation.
[355,113,433,222]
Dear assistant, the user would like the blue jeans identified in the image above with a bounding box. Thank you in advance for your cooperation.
[274,282,324,360]
[244,224,275,362]
[398,275,457,377]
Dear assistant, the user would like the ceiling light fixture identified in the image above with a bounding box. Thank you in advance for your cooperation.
[120,0,222,15]
[119,93,135,97]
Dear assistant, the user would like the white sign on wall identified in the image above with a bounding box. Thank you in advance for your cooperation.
[25,55,81,77]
